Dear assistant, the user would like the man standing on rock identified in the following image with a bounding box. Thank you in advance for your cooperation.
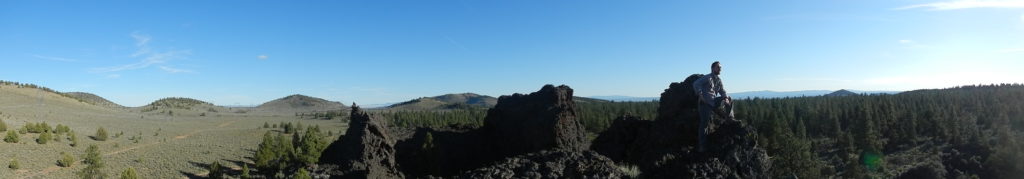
[693,61,736,152]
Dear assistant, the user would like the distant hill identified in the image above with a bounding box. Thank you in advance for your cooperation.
[728,89,900,99]
[0,81,114,113]
[388,93,497,110]
[64,92,124,108]
[729,90,834,99]
[139,97,227,115]
[824,89,858,97]
[573,96,611,103]
[256,94,346,113]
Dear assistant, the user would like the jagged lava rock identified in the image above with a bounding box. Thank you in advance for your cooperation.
[481,84,589,156]
[458,150,627,178]
[318,105,404,178]
[591,74,771,178]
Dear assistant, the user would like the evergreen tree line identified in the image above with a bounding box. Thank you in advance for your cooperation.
[734,84,1024,178]
[577,101,659,133]
[296,110,347,120]
[372,109,488,128]
[367,101,658,132]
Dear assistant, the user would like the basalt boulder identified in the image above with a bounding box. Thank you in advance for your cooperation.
[592,74,771,178]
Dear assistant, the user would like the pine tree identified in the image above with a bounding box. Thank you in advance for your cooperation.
[208,161,224,179]
[297,126,327,165]
[240,164,251,179]
[78,144,106,179]
[254,132,278,175]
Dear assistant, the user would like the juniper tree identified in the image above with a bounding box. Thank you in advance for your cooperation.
[78,144,106,179]
[94,127,108,141]
[37,131,52,144]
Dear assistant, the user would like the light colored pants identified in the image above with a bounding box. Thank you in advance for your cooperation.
[698,96,733,150]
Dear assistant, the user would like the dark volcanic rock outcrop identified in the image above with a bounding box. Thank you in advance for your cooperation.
[318,104,404,178]
[321,85,607,178]
[482,84,589,156]
[592,74,771,178]
[395,85,593,177]
[320,78,770,178]
[458,150,626,178]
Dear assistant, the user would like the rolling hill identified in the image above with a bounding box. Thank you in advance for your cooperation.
[255,94,346,114]
[64,92,125,109]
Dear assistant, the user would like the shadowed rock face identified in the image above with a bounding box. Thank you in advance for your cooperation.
[318,105,403,178]
[483,84,589,156]
[320,85,602,178]
[592,74,771,178]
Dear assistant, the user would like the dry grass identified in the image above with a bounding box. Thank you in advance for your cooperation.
[0,85,346,178]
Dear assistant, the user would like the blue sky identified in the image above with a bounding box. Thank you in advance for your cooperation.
[2,0,1023,106]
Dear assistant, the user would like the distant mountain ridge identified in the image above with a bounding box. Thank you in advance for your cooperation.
[824,89,858,97]
[387,93,498,110]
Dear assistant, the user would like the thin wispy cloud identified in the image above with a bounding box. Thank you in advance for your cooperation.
[106,74,121,79]
[159,66,195,73]
[92,50,190,73]
[31,54,77,62]
[257,55,269,60]
[131,32,151,47]
[92,32,194,74]
[443,35,470,51]
[897,0,1024,10]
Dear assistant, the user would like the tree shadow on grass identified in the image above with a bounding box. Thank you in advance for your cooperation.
[181,160,245,178]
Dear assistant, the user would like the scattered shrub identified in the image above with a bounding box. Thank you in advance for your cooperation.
[294,168,312,179]
[69,132,79,147]
[120,167,138,179]
[94,127,108,141]
[58,152,75,167]
[9,159,18,169]
[55,124,71,134]
[37,131,52,144]
[4,130,18,143]
[0,119,6,132]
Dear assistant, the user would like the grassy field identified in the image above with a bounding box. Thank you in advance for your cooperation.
[0,85,346,178]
